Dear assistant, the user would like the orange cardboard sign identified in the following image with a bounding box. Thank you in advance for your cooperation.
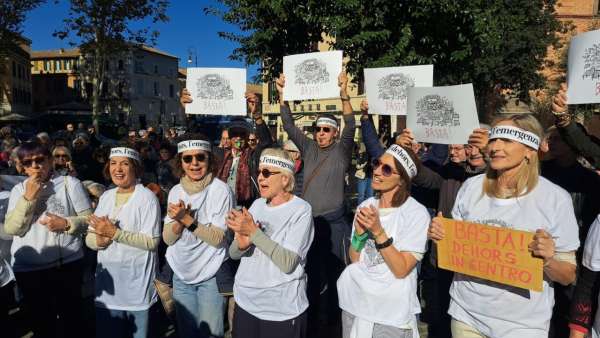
[437,218,544,292]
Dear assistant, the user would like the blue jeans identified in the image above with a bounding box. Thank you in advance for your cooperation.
[173,274,225,338]
[356,177,373,205]
[95,307,149,338]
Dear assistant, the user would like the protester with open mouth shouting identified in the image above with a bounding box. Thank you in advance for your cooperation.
[227,148,314,338]
[337,144,430,338]
[86,145,161,338]
[428,114,579,338]
[162,134,233,338]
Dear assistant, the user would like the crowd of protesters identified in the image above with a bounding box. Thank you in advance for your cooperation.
[0,75,599,338]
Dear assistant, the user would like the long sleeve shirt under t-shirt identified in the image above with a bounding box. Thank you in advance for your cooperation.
[280,104,355,216]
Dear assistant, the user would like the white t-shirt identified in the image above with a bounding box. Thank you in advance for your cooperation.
[448,174,579,338]
[582,214,600,338]
[165,179,233,284]
[0,191,14,287]
[8,175,91,272]
[337,196,430,328]
[234,195,314,321]
[94,184,161,311]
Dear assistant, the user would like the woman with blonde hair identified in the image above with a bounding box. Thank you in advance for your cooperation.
[227,147,314,338]
[429,114,579,338]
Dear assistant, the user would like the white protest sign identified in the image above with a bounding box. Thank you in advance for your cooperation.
[283,51,343,101]
[365,65,433,115]
[407,84,479,145]
[185,68,246,116]
[567,29,600,104]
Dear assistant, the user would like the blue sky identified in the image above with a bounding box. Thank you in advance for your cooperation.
[23,0,260,81]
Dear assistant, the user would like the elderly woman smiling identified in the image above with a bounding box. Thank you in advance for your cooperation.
[86,146,161,338]
[227,148,314,338]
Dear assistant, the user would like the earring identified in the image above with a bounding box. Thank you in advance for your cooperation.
[524,157,530,164]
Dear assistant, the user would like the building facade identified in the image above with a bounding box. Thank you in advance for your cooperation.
[31,45,185,129]
[0,38,33,117]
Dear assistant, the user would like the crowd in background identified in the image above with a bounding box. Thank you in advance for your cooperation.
[0,80,599,338]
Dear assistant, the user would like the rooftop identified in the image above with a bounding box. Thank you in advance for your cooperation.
[31,45,178,60]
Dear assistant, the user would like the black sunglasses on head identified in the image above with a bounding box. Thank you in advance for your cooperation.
[371,158,399,177]
[182,153,207,164]
[259,168,281,178]
[315,127,331,133]
[22,156,47,167]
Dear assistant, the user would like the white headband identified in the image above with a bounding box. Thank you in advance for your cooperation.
[260,155,295,174]
[385,144,417,178]
[489,126,540,150]
[316,117,338,129]
[109,147,140,162]
[177,140,212,153]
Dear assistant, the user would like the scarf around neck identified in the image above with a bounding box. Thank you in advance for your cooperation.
[181,172,213,195]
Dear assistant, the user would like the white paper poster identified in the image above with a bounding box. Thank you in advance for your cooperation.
[364,65,434,116]
[406,84,479,145]
[567,29,600,104]
[185,68,246,116]
[283,51,343,101]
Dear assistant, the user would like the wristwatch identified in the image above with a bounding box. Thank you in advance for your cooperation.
[375,237,394,250]
[186,220,198,233]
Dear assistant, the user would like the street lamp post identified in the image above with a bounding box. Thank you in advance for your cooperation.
[187,47,198,67]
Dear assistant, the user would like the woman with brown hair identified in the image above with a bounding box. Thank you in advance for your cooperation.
[86,146,161,338]
[429,114,579,338]
[162,134,233,338]
[337,144,430,338]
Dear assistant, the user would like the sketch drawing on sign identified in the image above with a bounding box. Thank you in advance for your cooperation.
[294,58,329,85]
[377,73,415,101]
[196,74,234,100]
[582,44,600,81]
[415,94,460,127]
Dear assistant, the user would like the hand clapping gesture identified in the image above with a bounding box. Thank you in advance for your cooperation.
[355,205,383,236]
[39,212,69,233]
[89,214,118,239]
[167,200,190,222]
[226,208,259,237]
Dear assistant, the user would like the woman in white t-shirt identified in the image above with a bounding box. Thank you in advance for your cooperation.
[337,144,430,338]
[569,214,600,338]
[162,135,233,338]
[429,114,579,338]
[4,141,92,338]
[227,148,314,338]
[85,146,161,338]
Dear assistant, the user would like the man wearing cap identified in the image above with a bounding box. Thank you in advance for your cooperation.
[276,72,355,330]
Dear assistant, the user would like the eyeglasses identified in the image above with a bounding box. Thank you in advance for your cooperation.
[182,153,207,164]
[54,154,69,159]
[315,127,331,133]
[371,158,399,177]
[22,156,47,167]
[259,168,281,178]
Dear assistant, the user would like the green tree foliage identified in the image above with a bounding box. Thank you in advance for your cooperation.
[210,0,566,118]
[0,0,44,49]
[54,0,169,130]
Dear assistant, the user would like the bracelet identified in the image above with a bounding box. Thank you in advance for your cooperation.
[186,221,198,233]
[351,232,369,252]
[340,95,351,101]
[375,237,394,250]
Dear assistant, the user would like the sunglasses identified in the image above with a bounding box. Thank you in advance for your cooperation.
[54,154,69,159]
[315,127,331,133]
[259,168,281,178]
[182,153,207,164]
[248,139,258,143]
[371,158,399,177]
[22,156,47,167]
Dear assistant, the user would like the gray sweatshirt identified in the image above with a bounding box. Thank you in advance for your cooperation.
[281,104,355,216]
